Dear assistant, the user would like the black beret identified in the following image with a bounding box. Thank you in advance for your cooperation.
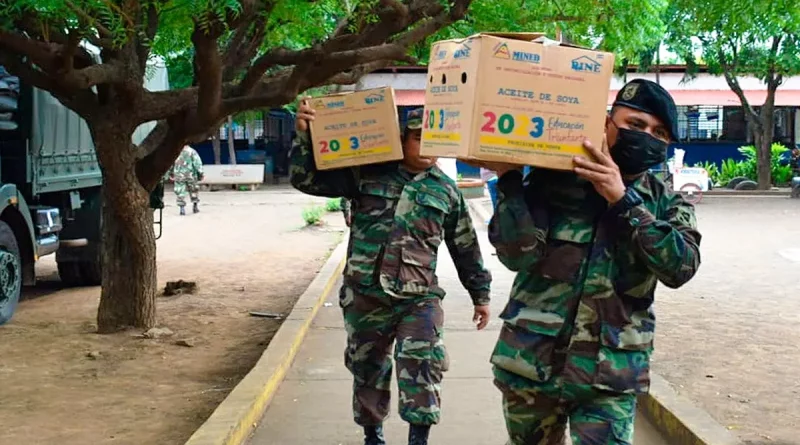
[613,79,679,141]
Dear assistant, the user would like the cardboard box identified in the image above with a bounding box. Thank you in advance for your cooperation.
[309,87,404,170]
[420,33,615,170]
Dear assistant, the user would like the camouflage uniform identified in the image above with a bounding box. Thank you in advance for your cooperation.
[169,146,204,209]
[488,168,701,445]
[289,110,491,429]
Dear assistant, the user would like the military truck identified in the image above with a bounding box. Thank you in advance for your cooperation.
[0,61,169,325]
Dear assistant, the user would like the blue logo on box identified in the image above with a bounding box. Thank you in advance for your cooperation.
[453,43,472,59]
[364,93,385,105]
[512,51,541,64]
[571,56,602,73]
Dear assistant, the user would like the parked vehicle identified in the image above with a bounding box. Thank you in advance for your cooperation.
[0,58,169,325]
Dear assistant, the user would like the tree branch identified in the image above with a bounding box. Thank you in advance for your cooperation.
[222,11,270,81]
[64,0,114,39]
[766,34,784,93]
[61,29,82,73]
[136,4,160,72]
[0,31,61,72]
[190,28,224,127]
[723,70,759,126]
[63,63,128,90]
[135,117,191,190]
[237,46,325,95]
[0,53,98,118]
[327,61,394,84]
[135,88,200,125]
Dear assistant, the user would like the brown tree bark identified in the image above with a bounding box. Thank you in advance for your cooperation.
[757,106,775,189]
[212,130,222,164]
[92,123,158,333]
[1,0,477,334]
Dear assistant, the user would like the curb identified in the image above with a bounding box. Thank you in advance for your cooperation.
[184,236,348,445]
[469,195,740,444]
[704,190,789,197]
[639,373,743,445]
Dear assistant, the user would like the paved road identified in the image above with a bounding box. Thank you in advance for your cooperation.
[247,210,669,444]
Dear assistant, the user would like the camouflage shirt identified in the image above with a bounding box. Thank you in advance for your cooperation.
[290,131,492,305]
[488,169,701,394]
[168,146,204,183]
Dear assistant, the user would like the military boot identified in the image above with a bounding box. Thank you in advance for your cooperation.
[408,425,430,445]
[363,425,386,445]
[179,206,186,216]
[193,202,199,214]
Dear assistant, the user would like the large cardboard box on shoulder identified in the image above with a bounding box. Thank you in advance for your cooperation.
[309,87,404,170]
[420,33,615,170]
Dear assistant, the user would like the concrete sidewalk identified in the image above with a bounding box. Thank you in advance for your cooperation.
[247,218,669,444]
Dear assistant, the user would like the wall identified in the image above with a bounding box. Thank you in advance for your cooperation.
[356,71,800,94]
[611,72,800,91]
[669,142,747,167]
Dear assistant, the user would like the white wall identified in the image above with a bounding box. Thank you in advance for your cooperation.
[353,70,800,92]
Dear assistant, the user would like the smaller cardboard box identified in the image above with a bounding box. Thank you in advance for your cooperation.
[309,87,404,170]
[420,33,615,170]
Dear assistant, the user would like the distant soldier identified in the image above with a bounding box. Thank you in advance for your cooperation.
[168,145,204,215]
[290,103,492,445]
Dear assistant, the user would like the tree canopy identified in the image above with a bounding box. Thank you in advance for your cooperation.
[666,0,800,187]
[0,0,680,331]
[407,0,668,65]
[0,0,479,332]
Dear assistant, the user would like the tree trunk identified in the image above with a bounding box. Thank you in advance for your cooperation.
[246,118,256,148]
[757,107,775,189]
[655,42,661,85]
[91,124,158,333]
[212,129,222,164]
[227,116,237,165]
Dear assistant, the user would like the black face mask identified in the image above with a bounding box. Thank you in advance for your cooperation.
[610,127,669,175]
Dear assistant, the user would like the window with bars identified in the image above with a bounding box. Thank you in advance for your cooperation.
[217,113,270,140]
[676,106,723,141]
[608,104,796,144]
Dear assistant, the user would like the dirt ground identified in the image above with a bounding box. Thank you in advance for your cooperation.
[0,186,346,445]
[651,196,800,444]
[479,194,800,444]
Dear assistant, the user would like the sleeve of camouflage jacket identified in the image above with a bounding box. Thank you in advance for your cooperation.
[487,170,549,272]
[192,150,204,179]
[444,192,492,306]
[288,131,359,198]
[612,188,702,289]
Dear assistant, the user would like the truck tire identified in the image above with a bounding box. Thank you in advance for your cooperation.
[57,261,83,287]
[57,260,101,287]
[0,221,23,325]
[734,180,758,191]
[727,176,749,189]
[78,260,102,286]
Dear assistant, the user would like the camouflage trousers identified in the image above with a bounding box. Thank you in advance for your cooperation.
[174,180,199,207]
[340,285,447,426]
[493,367,636,445]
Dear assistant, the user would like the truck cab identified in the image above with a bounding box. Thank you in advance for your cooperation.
[0,60,168,325]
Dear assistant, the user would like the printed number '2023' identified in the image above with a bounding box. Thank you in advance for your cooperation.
[423,109,446,130]
[319,137,360,153]
[480,111,544,138]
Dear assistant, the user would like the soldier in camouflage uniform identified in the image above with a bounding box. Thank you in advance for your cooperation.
[483,79,702,444]
[168,145,204,215]
[290,102,492,445]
